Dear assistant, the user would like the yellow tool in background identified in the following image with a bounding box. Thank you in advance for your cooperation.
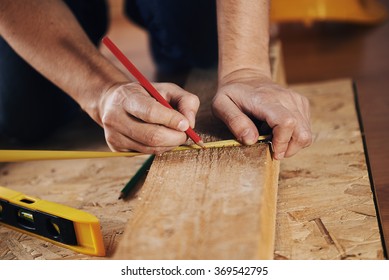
[0,186,105,256]
[271,0,388,25]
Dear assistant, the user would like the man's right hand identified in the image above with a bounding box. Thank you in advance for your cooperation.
[97,82,200,154]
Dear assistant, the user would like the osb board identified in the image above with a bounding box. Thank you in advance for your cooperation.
[0,155,150,259]
[275,79,384,259]
[114,144,279,259]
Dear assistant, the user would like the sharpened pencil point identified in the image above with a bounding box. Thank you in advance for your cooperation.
[197,141,206,149]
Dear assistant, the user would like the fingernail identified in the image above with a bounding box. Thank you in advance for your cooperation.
[241,129,257,145]
[177,120,189,131]
[276,152,285,160]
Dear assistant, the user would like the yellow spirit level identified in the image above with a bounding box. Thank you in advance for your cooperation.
[0,186,105,256]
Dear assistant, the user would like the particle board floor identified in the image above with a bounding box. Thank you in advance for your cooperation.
[276,79,384,259]
[0,155,150,259]
[278,5,389,253]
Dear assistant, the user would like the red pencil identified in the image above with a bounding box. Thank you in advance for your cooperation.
[102,36,204,148]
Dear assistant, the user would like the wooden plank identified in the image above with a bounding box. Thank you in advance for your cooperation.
[114,144,278,259]
[275,79,384,259]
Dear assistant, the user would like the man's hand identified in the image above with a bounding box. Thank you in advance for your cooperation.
[0,1,201,153]
[215,0,311,159]
[212,72,312,160]
[98,82,200,154]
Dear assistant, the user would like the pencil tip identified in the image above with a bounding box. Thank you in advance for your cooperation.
[118,194,123,200]
[197,141,206,149]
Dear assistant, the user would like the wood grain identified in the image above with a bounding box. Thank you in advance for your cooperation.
[114,144,278,259]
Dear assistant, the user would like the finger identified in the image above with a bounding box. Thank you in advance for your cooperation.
[271,124,294,160]
[212,95,259,145]
[175,94,200,129]
[102,107,188,148]
[121,92,190,132]
[131,121,188,148]
[104,129,177,154]
[156,83,200,128]
[283,128,312,158]
[285,95,313,156]
[283,111,313,158]
[295,94,311,126]
[255,104,296,160]
[260,105,312,159]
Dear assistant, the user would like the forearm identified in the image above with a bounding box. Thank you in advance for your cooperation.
[216,0,271,82]
[0,0,127,124]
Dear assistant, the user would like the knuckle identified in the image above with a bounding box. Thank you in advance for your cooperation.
[123,82,143,92]
[296,131,313,147]
[101,111,115,127]
[282,117,297,129]
[157,82,178,94]
[164,82,178,89]
[144,102,159,121]
[188,94,200,107]
[110,92,125,106]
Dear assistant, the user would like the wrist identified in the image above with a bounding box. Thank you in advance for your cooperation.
[218,67,272,87]
[77,74,128,126]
